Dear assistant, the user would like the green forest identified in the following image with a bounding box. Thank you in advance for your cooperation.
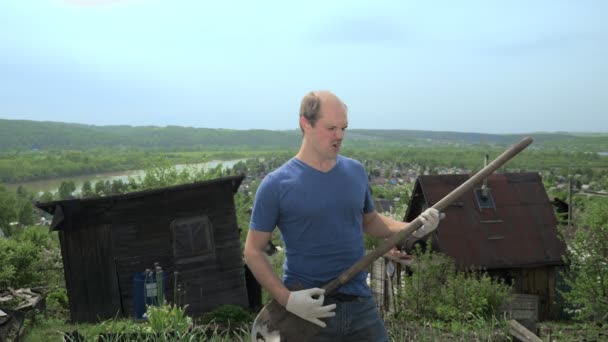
[1,118,607,185]
[3,118,608,152]
[0,119,607,341]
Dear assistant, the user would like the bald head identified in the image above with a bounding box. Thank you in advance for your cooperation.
[299,90,348,132]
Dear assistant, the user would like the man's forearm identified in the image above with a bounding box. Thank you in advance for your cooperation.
[363,212,407,238]
[244,248,290,307]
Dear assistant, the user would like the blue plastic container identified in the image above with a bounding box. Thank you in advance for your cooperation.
[132,271,166,320]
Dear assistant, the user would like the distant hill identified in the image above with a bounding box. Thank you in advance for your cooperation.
[1,119,607,152]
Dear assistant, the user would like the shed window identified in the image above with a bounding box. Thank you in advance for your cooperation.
[171,216,214,259]
[474,188,495,209]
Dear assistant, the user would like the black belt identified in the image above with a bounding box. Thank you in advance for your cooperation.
[326,292,359,302]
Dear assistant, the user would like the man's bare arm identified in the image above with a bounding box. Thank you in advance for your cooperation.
[362,210,407,238]
[244,229,290,306]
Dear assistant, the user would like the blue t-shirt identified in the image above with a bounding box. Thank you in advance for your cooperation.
[250,155,375,297]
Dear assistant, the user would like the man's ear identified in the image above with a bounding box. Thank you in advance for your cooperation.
[299,115,310,131]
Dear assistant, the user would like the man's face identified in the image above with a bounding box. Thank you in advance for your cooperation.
[307,100,348,160]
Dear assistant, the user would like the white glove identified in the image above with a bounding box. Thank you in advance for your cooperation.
[412,208,442,238]
[285,288,336,327]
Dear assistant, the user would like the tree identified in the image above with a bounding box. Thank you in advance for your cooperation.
[94,180,105,196]
[58,180,76,200]
[561,198,608,321]
[81,180,95,198]
[18,200,36,226]
[233,161,247,175]
[16,185,32,200]
[39,191,54,203]
[0,185,18,235]
[110,179,126,194]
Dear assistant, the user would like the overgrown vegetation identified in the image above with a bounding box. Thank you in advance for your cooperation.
[559,197,608,321]
[392,242,512,333]
[0,226,61,289]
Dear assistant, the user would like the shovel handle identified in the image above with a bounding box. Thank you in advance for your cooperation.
[322,136,533,294]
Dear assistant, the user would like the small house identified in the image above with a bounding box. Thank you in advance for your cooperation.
[36,175,249,323]
[403,172,567,320]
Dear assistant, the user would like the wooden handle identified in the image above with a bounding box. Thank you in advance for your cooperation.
[322,136,533,294]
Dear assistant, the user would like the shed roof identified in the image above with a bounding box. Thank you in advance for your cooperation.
[406,172,566,269]
[35,175,244,231]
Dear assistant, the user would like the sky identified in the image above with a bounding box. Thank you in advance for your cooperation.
[0,0,606,134]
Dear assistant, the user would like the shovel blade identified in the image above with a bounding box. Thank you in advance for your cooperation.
[251,299,323,342]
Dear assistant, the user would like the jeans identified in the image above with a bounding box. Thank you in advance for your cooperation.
[313,295,389,342]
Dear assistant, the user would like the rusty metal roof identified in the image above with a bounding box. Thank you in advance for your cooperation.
[405,172,566,269]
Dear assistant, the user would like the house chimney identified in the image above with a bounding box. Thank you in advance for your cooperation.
[482,154,489,198]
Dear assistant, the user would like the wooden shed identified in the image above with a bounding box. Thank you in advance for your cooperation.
[403,172,567,321]
[36,175,249,323]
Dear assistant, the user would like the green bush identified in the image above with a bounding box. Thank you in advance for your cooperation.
[15,225,53,249]
[0,237,40,288]
[46,286,69,316]
[395,242,512,324]
[0,188,17,236]
[0,226,62,290]
[396,245,453,319]
[437,270,510,322]
[560,197,608,321]
[201,304,253,326]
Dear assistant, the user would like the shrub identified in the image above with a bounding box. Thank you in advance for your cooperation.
[15,225,53,249]
[394,242,512,324]
[0,226,63,290]
[560,198,608,321]
[46,286,69,316]
[0,237,40,288]
[437,269,511,322]
[0,185,18,235]
[200,304,253,326]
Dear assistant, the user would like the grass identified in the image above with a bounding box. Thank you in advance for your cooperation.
[23,316,91,342]
[23,316,252,342]
[537,321,608,342]
[21,312,608,342]
[384,316,511,342]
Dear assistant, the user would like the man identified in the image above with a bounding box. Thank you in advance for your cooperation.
[244,90,440,341]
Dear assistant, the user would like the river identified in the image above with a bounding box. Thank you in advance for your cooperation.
[4,159,246,195]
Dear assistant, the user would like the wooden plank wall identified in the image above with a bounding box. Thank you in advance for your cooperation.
[172,184,249,314]
[515,267,561,321]
[110,183,248,318]
[62,225,122,322]
[490,266,561,321]
[61,180,248,322]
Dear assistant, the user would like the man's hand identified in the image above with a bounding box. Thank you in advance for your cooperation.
[285,288,336,327]
[412,208,443,238]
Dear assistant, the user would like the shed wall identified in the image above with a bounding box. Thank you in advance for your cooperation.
[58,179,248,322]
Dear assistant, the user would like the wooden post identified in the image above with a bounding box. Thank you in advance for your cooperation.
[507,319,543,342]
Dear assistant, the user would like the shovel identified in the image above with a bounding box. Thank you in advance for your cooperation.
[252,136,534,342]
